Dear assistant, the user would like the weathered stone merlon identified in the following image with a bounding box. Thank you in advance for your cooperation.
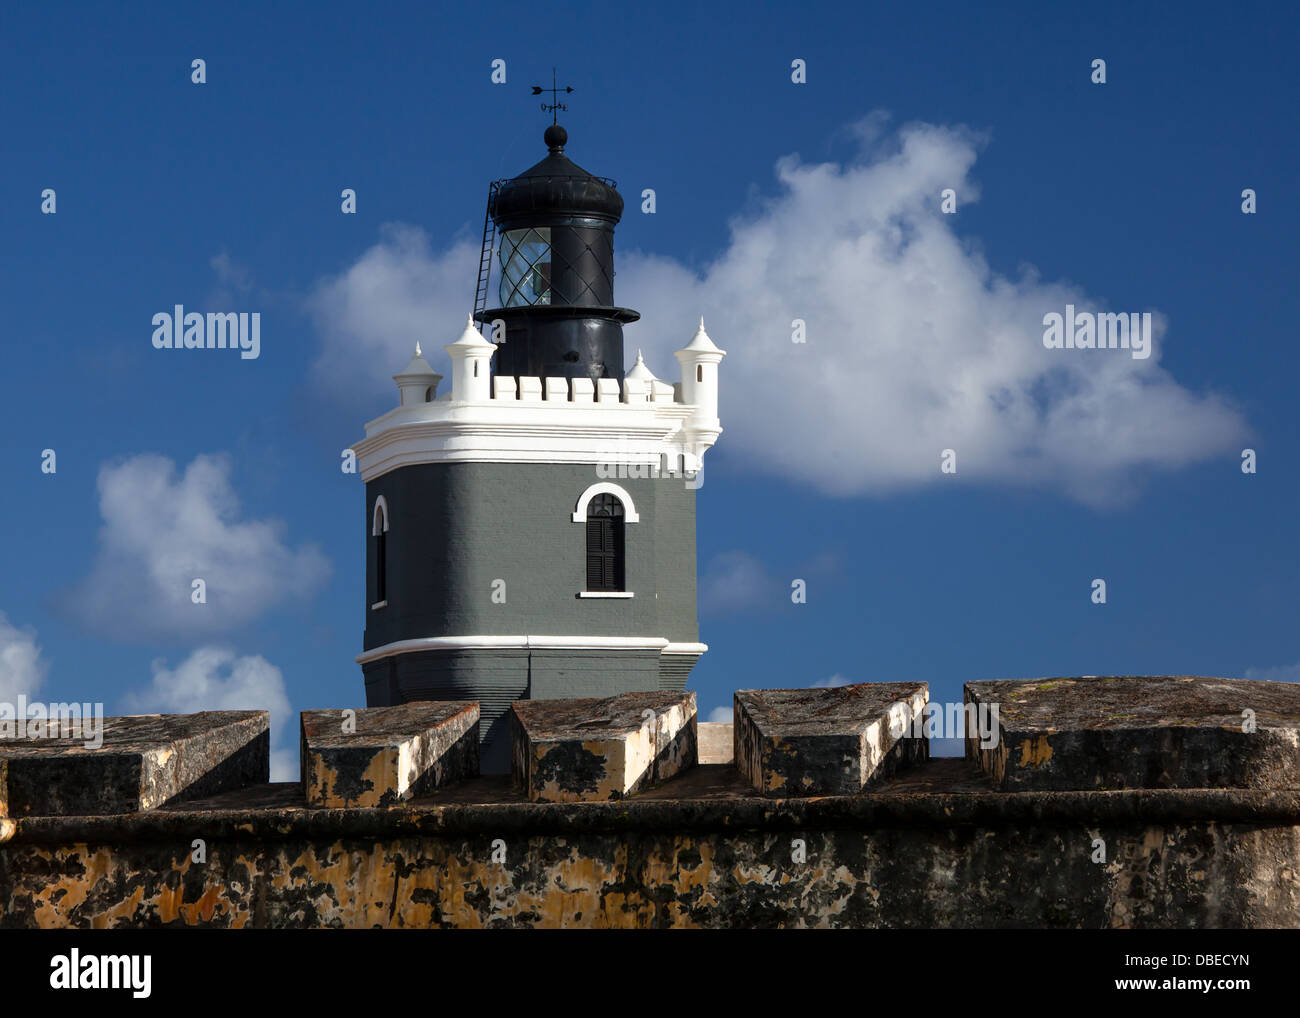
[734,683,929,796]
[966,675,1300,791]
[512,691,697,802]
[0,711,268,817]
[697,721,733,764]
[300,702,479,808]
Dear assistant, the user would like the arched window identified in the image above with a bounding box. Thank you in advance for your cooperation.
[586,494,625,592]
[697,364,703,382]
[372,497,389,607]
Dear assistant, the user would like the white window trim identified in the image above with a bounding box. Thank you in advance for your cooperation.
[571,482,639,523]
[372,495,390,535]
[577,591,634,599]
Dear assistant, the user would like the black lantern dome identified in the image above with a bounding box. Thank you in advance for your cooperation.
[476,124,638,382]
[492,125,624,227]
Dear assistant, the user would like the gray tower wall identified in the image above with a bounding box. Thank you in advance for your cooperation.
[361,461,701,772]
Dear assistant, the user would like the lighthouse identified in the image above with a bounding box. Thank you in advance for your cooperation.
[480,121,638,382]
[351,122,724,771]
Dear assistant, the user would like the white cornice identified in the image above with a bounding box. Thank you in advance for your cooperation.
[352,399,717,481]
[357,634,711,665]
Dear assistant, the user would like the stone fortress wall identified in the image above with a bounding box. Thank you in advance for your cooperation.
[3,675,1299,928]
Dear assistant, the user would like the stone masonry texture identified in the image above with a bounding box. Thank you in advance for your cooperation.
[734,684,928,796]
[0,712,269,817]
[301,703,479,808]
[966,675,1300,791]
[511,691,697,802]
[5,762,1300,928]
[6,677,1300,928]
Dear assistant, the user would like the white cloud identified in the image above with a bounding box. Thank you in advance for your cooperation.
[306,225,479,403]
[307,115,1246,504]
[706,706,732,723]
[699,550,786,617]
[616,117,1246,503]
[0,612,46,701]
[125,646,296,781]
[63,453,331,641]
[206,251,255,308]
[209,251,253,292]
[811,674,854,688]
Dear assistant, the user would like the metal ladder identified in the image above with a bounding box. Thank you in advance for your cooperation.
[473,181,502,321]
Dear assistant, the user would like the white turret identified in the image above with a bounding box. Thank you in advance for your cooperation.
[625,349,657,383]
[444,314,496,401]
[674,317,725,432]
[393,343,442,406]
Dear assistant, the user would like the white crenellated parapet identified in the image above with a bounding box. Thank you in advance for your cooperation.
[544,377,568,402]
[518,376,542,401]
[355,314,724,482]
[623,377,647,403]
[481,375,681,405]
[445,314,495,401]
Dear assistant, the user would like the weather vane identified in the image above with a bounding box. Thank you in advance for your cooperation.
[531,68,573,124]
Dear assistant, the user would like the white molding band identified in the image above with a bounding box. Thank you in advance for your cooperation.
[571,481,640,522]
[356,634,707,665]
[577,591,634,598]
[351,403,714,482]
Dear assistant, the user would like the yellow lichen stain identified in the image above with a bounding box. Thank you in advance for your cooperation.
[1017,735,1054,769]
[267,840,428,927]
[155,860,234,926]
[308,751,395,808]
[763,746,788,793]
[92,883,146,929]
[529,740,625,802]
[640,838,716,929]
[21,844,257,928]
[12,828,859,929]
[438,838,633,929]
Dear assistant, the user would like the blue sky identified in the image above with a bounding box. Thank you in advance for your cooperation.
[2,1,1297,773]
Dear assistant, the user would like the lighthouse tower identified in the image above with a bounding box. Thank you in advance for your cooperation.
[351,124,724,771]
